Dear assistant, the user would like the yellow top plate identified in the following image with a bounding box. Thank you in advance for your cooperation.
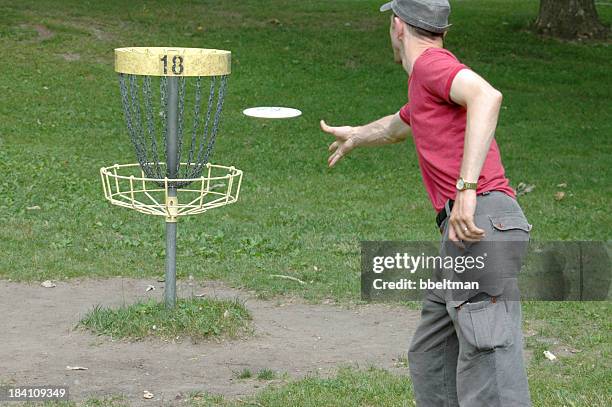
[114,47,231,77]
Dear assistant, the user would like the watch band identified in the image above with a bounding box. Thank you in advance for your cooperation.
[456,177,478,191]
[463,180,477,190]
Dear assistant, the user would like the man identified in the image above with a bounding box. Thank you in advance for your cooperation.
[320,0,532,406]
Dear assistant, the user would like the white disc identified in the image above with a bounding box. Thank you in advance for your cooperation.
[243,106,302,119]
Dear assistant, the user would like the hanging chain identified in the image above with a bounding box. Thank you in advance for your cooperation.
[119,74,149,176]
[195,76,217,172]
[187,76,203,178]
[176,76,186,178]
[142,76,162,178]
[203,75,228,165]
[160,75,168,171]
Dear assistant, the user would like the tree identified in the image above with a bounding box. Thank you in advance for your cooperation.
[534,0,609,40]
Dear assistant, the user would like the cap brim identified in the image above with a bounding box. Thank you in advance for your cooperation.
[379,2,393,12]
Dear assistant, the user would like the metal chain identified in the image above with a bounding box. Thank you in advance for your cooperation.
[119,74,149,177]
[195,76,217,172]
[176,76,186,178]
[203,75,228,164]
[128,75,148,165]
[187,76,203,178]
[143,76,162,179]
[160,75,168,170]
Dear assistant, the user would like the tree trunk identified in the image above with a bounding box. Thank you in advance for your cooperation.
[534,0,609,40]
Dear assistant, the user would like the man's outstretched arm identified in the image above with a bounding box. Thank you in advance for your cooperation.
[320,112,411,167]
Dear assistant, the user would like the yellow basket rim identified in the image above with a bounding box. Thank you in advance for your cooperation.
[114,47,231,77]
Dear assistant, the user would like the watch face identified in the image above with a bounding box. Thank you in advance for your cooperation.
[456,179,464,190]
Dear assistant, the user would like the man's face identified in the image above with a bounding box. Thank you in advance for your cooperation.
[389,15,403,64]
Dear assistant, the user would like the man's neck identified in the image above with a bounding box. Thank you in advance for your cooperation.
[403,39,444,75]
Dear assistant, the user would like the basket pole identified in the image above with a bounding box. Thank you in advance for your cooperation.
[164,76,179,308]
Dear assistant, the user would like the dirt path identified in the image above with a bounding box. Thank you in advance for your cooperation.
[0,278,420,405]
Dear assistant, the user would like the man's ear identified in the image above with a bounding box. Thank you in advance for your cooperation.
[393,16,404,39]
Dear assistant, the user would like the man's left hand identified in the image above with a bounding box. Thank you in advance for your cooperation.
[448,190,485,243]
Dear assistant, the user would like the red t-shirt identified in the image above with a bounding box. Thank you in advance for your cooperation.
[399,48,515,213]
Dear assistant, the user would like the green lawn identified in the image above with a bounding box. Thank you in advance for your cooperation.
[78,297,251,341]
[0,0,610,406]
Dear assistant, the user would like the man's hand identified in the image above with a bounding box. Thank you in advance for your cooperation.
[320,114,411,167]
[448,189,485,243]
[320,120,359,167]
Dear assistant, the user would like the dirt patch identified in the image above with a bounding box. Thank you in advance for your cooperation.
[61,53,81,62]
[33,24,54,40]
[19,24,54,41]
[0,278,420,405]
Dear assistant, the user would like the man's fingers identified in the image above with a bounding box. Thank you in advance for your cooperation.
[328,151,343,167]
[320,120,351,141]
[455,217,484,241]
[328,141,338,153]
[448,226,465,249]
[320,120,337,135]
[452,220,467,241]
[464,218,485,240]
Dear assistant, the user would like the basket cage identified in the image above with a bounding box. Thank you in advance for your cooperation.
[100,162,242,218]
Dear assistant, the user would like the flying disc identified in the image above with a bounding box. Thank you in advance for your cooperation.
[243,106,302,119]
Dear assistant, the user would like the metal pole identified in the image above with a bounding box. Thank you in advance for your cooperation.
[165,76,179,308]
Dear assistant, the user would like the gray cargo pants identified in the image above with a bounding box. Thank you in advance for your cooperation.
[408,191,532,407]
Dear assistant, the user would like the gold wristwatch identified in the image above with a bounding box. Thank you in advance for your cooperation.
[456,177,478,191]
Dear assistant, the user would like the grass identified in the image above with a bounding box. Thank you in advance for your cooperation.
[256,368,277,381]
[523,301,612,406]
[4,396,129,407]
[78,297,251,341]
[0,0,610,406]
[189,367,414,407]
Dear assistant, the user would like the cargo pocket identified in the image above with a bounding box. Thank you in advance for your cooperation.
[489,214,532,233]
[456,298,513,359]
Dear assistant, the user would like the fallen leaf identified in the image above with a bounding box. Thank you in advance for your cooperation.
[145,285,155,292]
[66,366,88,370]
[556,183,567,188]
[195,293,206,297]
[41,280,56,288]
[543,350,557,361]
[27,205,41,210]
[554,191,565,201]
[516,182,536,196]
[269,274,306,285]
[143,390,154,399]
[223,310,230,318]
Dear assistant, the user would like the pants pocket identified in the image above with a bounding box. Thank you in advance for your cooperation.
[456,298,513,358]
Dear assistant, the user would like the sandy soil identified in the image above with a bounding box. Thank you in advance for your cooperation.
[0,278,421,406]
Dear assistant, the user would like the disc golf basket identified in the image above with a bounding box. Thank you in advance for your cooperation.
[100,47,243,308]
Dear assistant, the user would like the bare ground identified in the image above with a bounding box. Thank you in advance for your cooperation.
[0,278,421,406]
